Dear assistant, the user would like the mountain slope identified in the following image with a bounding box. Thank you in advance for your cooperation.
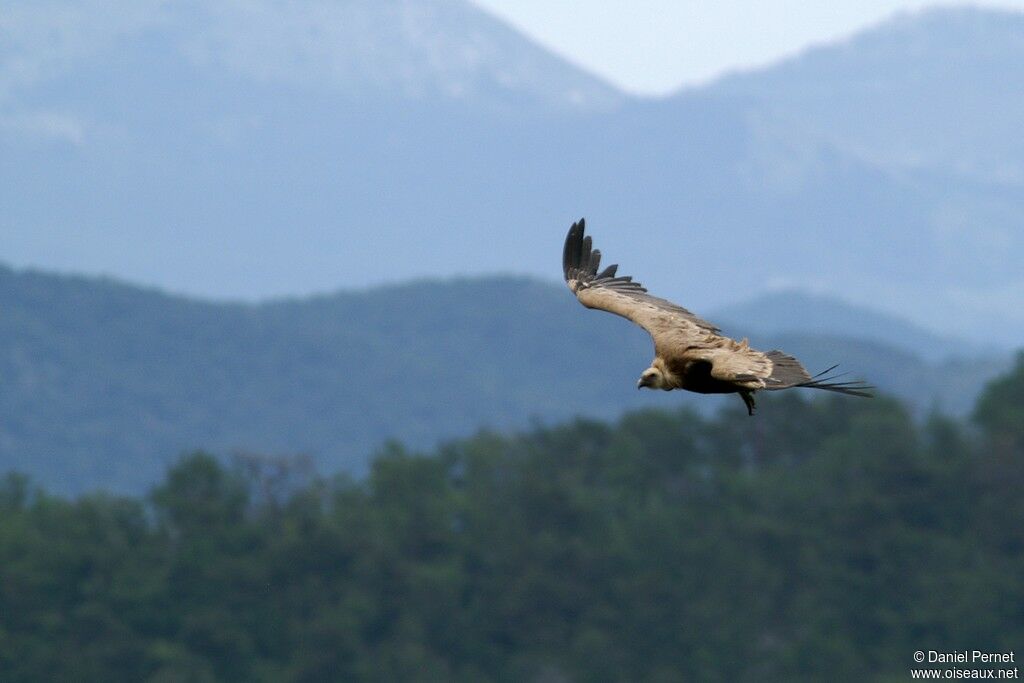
[711,289,978,362]
[0,266,1010,494]
[2,5,1023,343]
[0,266,652,493]
[0,0,622,112]
[706,6,1024,184]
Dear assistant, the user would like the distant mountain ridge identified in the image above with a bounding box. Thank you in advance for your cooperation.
[3,4,1023,343]
[0,265,1011,495]
[707,6,1024,184]
[0,0,622,113]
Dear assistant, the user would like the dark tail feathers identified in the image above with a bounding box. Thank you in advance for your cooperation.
[765,350,874,398]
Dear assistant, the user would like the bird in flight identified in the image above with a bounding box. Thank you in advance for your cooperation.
[563,218,872,415]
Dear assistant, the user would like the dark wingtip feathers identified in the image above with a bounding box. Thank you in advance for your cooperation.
[799,366,875,398]
[562,218,586,280]
[562,218,648,293]
[766,352,873,398]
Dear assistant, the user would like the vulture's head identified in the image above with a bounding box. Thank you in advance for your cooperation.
[637,366,670,391]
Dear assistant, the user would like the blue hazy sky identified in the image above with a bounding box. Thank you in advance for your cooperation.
[472,0,1024,95]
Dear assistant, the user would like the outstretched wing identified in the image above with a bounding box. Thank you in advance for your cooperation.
[562,218,720,352]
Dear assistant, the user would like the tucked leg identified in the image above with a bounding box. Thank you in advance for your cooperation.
[740,390,756,416]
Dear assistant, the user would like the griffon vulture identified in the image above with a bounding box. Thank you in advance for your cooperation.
[562,219,872,415]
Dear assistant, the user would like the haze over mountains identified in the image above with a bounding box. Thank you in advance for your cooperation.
[711,7,1024,185]
[3,2,1024,345]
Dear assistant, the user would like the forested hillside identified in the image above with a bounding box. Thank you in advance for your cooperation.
[1,354,1021,681]
[1,266,1008,494]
